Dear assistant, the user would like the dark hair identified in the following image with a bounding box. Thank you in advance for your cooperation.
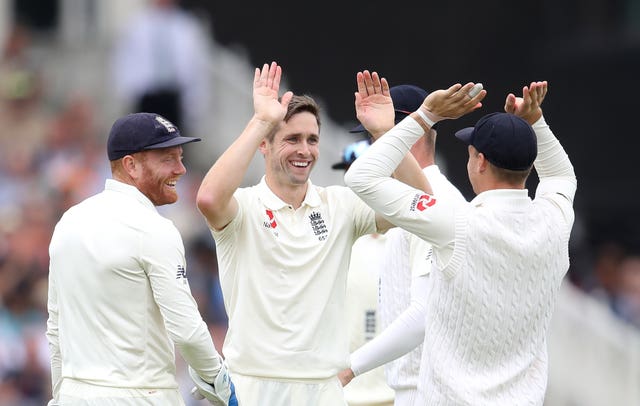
[266,95,321,142]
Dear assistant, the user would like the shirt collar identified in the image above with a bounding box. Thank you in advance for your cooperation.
[256,176,321,210]
[470,188,531,208]
[105,178,157,211]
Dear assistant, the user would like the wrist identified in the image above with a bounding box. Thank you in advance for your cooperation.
[412,107,439,131]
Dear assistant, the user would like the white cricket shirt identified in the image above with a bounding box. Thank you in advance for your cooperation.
[212,177,377,379]
[47,179,220,399]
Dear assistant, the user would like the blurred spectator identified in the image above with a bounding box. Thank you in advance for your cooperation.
[614,255,640,329]
[111,0,213,138]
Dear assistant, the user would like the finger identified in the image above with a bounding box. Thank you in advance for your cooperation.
[356,72,367,96]
[504,93,516,113]
[380,77,390,96]
[363,70,374,96]
[280,90,293,108]
[267,61,278,88]
[259,63,269,84]
[445,83,463,98]
[371,72,382,94]
[253,67,260,86]
[273,63,282,90]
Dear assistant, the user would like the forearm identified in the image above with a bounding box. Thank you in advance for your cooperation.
[533,116,575,182]
[197,117,275,227]
[345,116,427,193]
[176,322,222,383]
[350,291,426,376]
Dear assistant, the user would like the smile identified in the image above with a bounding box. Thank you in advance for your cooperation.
[291,161,310,168]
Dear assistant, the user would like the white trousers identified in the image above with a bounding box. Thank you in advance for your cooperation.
[231,372,347,406]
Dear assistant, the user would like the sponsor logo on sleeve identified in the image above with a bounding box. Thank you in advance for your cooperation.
[410,193,437,211]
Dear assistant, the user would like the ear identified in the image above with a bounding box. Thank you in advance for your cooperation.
[121,155,139,179]
[477,152,489,173]
[258,138,268,155]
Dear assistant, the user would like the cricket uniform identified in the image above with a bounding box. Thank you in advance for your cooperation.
[344,234,395,406]
[351,166,464,406]
[211,177,377,405]
[346,116,576,405]
[47,179,220,405]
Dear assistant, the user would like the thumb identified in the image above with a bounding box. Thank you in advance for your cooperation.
[280,91,294,108]
[504,93,516,113]
[190,386,205,400]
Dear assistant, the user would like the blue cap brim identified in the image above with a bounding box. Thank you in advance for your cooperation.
[454,127,475,145]
[143,136,201,150]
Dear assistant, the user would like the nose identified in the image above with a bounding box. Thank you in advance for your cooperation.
[297,141,311,155]
[175,159,187,175]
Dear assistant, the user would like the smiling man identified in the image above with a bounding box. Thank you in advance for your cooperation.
[196,62,422,405]
[46,113,236,405]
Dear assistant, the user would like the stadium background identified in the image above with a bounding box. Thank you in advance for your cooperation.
[0,0,639,404]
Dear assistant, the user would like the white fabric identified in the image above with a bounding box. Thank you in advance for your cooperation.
[47,179,220,401]
[212,177,377,381]
[345,115,576,405]
[58,379,185,405]
[351,165,465,397]
[344,234,395,405]
[230,373,347,406]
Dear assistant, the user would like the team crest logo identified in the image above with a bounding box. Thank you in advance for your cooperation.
[155,116,177,133]
[410,193,436,211]
[309,211,328,241]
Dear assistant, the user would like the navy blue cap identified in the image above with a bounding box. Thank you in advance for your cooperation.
[349,84,429,133]
[331,138,372,170]
[454,112,537,171]
[107,112,201,160]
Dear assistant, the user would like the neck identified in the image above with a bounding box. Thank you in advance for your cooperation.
[265,176,308,209]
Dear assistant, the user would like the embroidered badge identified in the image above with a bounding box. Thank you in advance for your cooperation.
[309,211,328,241]
[155,116,177,133]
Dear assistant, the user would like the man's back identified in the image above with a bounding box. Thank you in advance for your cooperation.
[419,189,572,405]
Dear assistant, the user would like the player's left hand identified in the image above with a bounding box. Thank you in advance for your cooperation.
[189,363,238,406]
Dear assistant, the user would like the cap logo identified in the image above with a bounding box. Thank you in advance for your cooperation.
[155,116,177,133]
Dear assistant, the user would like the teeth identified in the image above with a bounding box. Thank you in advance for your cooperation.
[292,161,308,167]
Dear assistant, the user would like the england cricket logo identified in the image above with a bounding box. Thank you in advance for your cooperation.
[410,193,436,211]
[155,116,177,133]
[309,211,328,241]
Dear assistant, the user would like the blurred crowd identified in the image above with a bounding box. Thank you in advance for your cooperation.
[0,13,638,406]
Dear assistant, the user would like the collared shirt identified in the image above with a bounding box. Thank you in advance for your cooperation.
[212,177,377,379]
[47,179,219,399]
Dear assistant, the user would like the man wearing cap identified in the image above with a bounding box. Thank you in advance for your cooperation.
[46,112,236,405]
[345,78,576,405]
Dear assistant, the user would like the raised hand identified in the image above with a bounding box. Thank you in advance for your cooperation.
[253,61,293,124]
[354,70,394,139]
[504,81,548,125]
[422,82,486,122]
